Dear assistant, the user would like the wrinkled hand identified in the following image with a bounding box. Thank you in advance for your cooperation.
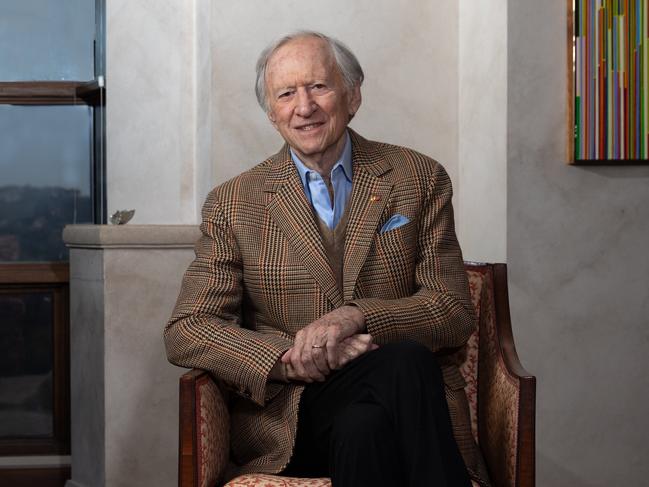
[281,334,377,383]
[281,306,371,382]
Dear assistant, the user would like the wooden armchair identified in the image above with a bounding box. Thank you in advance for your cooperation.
[177,263,535,487]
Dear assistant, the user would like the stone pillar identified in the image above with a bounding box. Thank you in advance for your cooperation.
[63,225,200,487]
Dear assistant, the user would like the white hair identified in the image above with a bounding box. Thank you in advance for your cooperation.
[254,30,364,112]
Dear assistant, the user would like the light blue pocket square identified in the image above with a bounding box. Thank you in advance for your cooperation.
[380,214,410,234]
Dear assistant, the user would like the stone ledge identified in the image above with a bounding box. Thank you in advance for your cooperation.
[63,224,201,249]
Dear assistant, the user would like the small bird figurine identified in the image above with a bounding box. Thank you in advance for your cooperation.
[109,209,135,225]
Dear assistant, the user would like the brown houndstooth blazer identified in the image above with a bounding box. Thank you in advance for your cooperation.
[164,129,477,479]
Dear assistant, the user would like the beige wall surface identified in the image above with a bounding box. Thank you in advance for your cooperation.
[106,0,197,224]
[207,0,460,211]
[106,0,461,224]
[458,0,507,263]
[102,1,649,484]
[507,1,649,485]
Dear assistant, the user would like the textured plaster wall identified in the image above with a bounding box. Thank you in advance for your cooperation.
[507,1,649,485]
[106,0,197,224]
[106,0,461,224]
[458,0,507,262]
[207,0,460,202]
[103,1,649,484]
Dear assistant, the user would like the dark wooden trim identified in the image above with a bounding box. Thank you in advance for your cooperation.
[492,265,534,380]
[0,465,71,487]
[572,158,649,166]
[0,263,69,284]
[0,82,78,104]
[0,81,104,106]
[516,368,536,487]
[179,369,205,487]
[76,80,105,106]
[492,264,536,487]
[0,438,67,455]
[0,282,70,456]
[52,284,71,455]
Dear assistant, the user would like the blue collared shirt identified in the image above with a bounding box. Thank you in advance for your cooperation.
[290,132,353,229]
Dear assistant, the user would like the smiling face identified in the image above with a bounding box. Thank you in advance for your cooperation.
[265,36,361,172]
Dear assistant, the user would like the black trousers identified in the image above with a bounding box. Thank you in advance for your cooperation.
[281,341,471,487]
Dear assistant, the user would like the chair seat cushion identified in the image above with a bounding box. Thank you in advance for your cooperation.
[225,474,482,487]
[224,474,331,486]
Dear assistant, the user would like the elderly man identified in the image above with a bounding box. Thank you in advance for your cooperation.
[165,31,484,486]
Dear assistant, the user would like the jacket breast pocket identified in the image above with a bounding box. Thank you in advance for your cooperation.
[376,219,416,245]
[374,219,418,258]
[357,220,418,299]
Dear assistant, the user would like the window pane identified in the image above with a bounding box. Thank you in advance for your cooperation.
[0,0,95,80]
[0,106,93,261]
[0,291,54,438]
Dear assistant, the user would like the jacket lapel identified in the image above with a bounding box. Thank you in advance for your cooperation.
[264,146,344,308]
[343,131,393,301]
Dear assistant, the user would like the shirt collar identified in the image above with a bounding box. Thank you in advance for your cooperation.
[290,131,353,188]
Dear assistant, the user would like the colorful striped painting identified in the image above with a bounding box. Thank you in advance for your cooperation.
[573,0,649,160]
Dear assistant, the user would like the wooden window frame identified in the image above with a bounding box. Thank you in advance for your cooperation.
[0,81,104,106]
[0,5,104,486]
[0,78,107,223]
[0,74,104,459]
[0,263,70,456]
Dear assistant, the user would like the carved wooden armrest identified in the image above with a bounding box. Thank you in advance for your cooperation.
[477,264,535,487]
[179,369,230,487]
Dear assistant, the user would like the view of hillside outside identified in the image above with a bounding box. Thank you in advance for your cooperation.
[0,105,93,261]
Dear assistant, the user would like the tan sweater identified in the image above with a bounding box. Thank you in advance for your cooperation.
[313,197,351,295]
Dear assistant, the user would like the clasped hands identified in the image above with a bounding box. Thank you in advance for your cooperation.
[275,305,378,383]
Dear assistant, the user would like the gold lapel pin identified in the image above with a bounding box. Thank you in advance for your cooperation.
[369,195,381,203]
